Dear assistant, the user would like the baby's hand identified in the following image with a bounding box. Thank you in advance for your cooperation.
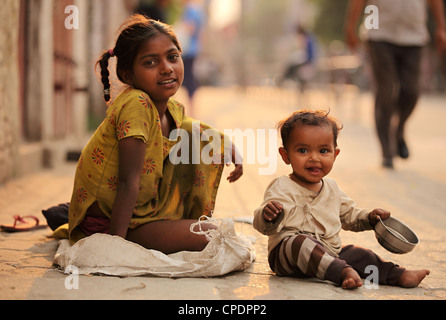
[369,208,391,226]
[263,201,283,223]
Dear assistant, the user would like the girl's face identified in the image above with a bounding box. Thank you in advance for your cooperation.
[127,34,184,108]
[279,124,340,192]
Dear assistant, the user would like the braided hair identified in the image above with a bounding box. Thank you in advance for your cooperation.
[96,14,182,102]
[98,50,113,102]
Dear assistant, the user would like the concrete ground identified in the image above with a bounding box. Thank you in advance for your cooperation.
[1,86,445,301]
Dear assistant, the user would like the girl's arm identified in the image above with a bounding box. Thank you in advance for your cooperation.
[109,137,146,239]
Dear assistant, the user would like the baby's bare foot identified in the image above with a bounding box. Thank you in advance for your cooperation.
[341,267,362,290]
[397,269,430,288]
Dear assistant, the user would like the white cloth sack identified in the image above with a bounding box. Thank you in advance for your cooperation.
[53,217,256,278]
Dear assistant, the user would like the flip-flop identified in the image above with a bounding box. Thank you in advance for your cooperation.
[0,215,48,233]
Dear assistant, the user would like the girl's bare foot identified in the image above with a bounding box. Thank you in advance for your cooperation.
[341,267,363,289]
[397,269,430,288]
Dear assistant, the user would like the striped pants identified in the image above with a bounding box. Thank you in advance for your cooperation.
[268,234,405,286]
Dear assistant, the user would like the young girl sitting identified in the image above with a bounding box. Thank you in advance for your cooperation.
[253,110,429,289]
[68,15,242,254]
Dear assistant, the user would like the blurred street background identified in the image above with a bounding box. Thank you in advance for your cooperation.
[0,0,446,300]
[1,0,445,183]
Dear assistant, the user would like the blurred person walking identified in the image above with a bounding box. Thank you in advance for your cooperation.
[176,0,205,116]
[345,0,446,169]
[137,0,172,23]
[280,25,317,94]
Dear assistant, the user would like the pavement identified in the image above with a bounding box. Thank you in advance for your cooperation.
[1,85,446,302]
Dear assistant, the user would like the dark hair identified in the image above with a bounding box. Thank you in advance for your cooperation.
[96,14,182,102]
[277,109,343,148]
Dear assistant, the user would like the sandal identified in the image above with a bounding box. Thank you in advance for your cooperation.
[1,215,47,233]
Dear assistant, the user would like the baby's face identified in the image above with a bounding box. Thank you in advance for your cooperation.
[280,124,339,191]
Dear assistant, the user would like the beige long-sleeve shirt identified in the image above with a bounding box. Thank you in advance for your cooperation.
[253,176,372,257]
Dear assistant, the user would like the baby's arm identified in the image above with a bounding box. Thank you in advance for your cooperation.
[253,178,290,235]
[368,208,391,227]
[263,201,283,223]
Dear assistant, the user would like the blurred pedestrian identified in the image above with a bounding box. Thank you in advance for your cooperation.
[345,0,446,169]
[137,0,171,23]
[280,25,317,93]
[63,15,242,254]
[176,0,205,116]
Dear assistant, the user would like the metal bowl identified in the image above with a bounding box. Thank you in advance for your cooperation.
[374,217,419,254]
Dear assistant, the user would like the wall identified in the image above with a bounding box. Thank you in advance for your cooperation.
[0,0,21,183]
[0,0,135,185]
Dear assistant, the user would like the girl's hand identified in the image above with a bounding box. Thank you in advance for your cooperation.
[227,163,243,183]
[226,142,243,183]
[369,208,391,227]
[263,201,283,223]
